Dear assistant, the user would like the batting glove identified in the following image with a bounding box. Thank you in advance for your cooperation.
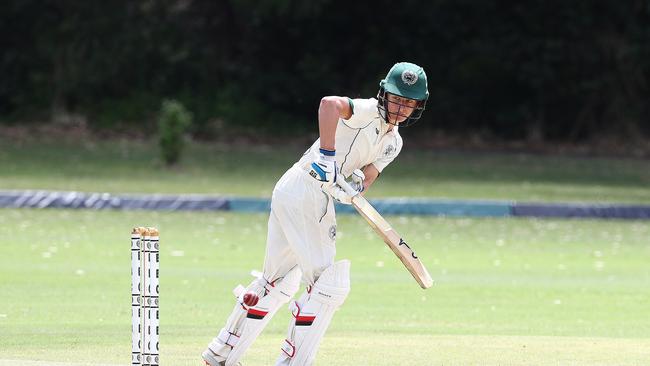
[323,176,362,205]
[348,169,365,193]
[323,183,354,205]
[309,148,337,186]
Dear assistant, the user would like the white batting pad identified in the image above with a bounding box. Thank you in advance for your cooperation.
[224,266,301,366]
[276,260,351,366]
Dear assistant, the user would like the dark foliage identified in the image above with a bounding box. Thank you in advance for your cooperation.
[1,0,648,141]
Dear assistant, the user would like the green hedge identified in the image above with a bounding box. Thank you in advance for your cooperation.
[1,0,648,141]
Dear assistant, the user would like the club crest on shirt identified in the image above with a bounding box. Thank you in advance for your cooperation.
[401,70,418,85]
[383,144,395,157]
[328,225,336,240]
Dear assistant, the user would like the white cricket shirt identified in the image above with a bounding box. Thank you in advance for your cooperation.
[296,98,403,178]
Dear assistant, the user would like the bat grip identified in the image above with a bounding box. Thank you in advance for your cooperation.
[336,178,359,197]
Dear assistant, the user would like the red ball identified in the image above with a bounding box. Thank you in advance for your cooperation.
[243,292,259,307]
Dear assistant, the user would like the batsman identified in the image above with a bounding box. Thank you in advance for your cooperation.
[203,62,429,366]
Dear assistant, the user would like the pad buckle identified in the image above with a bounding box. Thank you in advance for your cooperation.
[281,339,295,358]
[290,300,301,318]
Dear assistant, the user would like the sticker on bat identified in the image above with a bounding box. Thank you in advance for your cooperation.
[398,238,418,259]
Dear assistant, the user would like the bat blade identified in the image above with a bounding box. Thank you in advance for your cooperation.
[351,195,433,289]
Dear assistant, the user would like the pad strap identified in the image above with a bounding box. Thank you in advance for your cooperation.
[218,328,240,347]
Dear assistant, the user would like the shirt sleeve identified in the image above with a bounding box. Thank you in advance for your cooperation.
[372,131,403,173]
[340,98,378,129]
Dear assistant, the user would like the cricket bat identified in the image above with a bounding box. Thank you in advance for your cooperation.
[338,180,434,289]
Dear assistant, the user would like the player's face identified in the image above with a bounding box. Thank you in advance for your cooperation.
[385,93,418,124]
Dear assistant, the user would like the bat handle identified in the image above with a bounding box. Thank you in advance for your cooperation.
[336,178,358,197]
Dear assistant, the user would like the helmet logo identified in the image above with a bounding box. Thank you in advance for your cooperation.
[401,70,418,85]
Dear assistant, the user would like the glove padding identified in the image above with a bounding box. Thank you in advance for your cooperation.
[323,172,363,205]
[309,149,337,187]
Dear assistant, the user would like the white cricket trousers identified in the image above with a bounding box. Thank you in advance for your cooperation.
[263,165,337,286]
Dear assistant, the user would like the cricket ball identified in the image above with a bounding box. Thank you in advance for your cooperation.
[243,292,259,307]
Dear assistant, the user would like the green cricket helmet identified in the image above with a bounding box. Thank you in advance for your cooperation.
[377,62,429,127]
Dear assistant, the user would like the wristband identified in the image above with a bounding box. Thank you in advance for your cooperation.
[319,148,336,156]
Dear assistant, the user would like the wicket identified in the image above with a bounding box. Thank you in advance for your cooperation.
[131,227,160,366]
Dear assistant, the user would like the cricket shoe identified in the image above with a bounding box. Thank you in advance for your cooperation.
[202,348,241,366]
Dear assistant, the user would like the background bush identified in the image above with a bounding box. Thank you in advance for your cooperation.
[158,99,191,166]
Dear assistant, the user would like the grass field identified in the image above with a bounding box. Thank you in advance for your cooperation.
[1,137,650,203]
[1,209,649,365]
[1,136,649,365]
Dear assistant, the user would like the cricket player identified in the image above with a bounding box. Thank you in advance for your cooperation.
[203,62,429,366]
